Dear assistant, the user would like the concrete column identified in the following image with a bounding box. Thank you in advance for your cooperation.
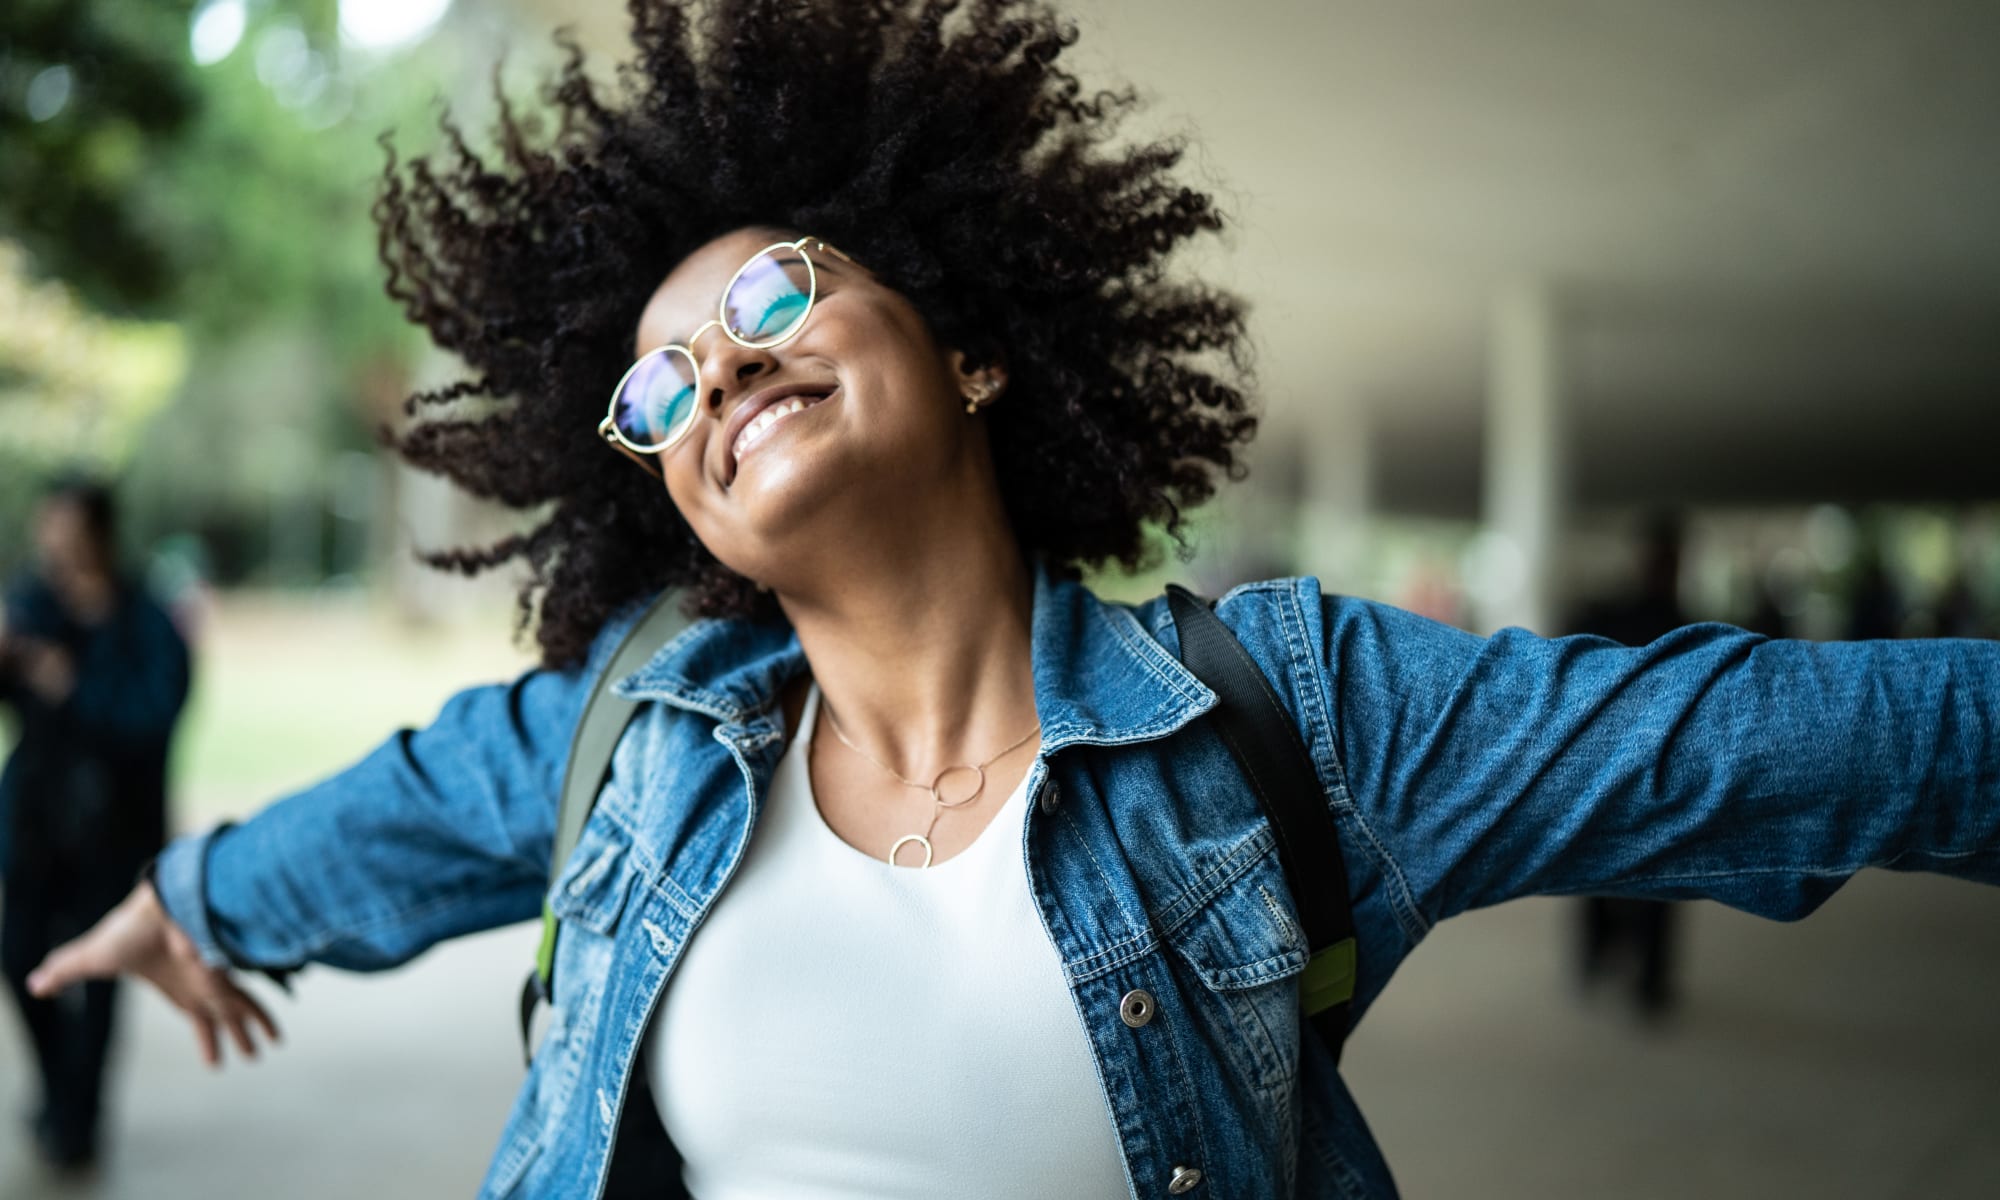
[1296,395,1373,592]
[1477,282,1567,635]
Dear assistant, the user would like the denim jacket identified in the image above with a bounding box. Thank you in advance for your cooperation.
[152,570,2000,1199]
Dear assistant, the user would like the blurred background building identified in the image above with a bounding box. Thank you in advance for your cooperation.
[0,1,1995,1196]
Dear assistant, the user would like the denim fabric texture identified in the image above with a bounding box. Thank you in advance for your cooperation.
[151,568,2000,1199]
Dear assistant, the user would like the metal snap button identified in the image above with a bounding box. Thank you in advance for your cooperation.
[1119,989,1156,1028]
[1039,780,1061,814]
[1168,1165,1203,1194]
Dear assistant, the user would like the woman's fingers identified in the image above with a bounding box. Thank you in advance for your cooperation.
[26,936,105,998]
[32,882,289,1068]
[184,975,282,1066]
[221,1005,260,1060]
[190,1011,221,1069]
[29,882,169,997]
[238,984,283,1045]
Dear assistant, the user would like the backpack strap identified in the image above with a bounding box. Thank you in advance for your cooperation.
[1166,584,1357,1064]
[519,591,685,1061]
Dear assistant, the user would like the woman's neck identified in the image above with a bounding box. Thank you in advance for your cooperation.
[779,532,1038,779]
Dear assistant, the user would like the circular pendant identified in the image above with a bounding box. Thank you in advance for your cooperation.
[930,763,986,808]
[888,834,934,869]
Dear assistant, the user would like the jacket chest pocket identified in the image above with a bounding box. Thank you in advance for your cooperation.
[546,814,650,1039]
[1160,836,1309,1103]
[551,814,646,934]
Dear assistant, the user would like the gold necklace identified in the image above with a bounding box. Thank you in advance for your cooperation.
[820,698,1040,869]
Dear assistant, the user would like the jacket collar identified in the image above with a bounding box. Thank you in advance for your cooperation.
[612,564,1217,752]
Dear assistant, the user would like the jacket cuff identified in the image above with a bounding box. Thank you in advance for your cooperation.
[152,824,237,970]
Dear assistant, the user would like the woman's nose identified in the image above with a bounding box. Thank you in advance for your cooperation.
[691,329,777,415]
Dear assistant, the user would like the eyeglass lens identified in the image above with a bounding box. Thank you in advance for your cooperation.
[724,249,813,345]
[612,348,701,450]
[611,247,816,449]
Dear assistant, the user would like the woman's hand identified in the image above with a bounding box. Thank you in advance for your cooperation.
[29,881,281,1067]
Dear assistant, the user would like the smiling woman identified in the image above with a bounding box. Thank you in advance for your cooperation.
[24,3,2000,1200]
[374,0,1254,669]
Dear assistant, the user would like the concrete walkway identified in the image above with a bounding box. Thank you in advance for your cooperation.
[2,870,1995,1198]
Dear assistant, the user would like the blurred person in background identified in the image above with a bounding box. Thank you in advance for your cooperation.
[19,3,2000,1198]
[1569,515,1688,1019]
[1846,536,1903,641]
[0,476,191,1170]
[1936,572,1987,640]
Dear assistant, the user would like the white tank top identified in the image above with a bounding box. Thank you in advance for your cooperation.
[648,686,1130,1200]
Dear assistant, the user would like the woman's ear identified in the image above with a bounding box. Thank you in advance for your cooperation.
[946,349,1008,413]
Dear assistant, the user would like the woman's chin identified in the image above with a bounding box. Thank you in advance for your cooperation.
[720,446,853,543]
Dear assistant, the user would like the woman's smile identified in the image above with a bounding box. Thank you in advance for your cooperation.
[724,386,841,485]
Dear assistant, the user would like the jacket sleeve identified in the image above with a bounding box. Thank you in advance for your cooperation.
[1302,584,2000,933]
[151,606,645,974]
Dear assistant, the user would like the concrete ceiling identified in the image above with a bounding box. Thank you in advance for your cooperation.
[504,0,2000,515]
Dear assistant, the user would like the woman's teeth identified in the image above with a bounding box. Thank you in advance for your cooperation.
[732,394,822,464]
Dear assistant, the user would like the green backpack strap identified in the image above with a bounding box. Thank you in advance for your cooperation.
[518,591,685,1061]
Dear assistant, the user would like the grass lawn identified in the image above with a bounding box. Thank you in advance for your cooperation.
[166,591,538,827]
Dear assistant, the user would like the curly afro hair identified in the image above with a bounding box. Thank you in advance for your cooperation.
[375,0,1256,669]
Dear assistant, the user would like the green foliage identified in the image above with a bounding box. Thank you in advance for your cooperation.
[0,0,202,314]
[0,2,404,345]
[150,12,427,366]
[0,0,480,582]
[0,242,188,567]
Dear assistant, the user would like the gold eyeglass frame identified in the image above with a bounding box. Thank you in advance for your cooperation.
[597,236,859,470]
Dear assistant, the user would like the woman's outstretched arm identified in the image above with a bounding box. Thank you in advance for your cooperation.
[28,599,657,1059]
[1299,586,2000,932]
[151,661,593,974]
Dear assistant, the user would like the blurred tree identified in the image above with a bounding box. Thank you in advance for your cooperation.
[0,0,201,314]
[0,243,186,567]
[0,0,474,583]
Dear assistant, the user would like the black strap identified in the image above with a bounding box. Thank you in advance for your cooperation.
[1167,584,1356,1063]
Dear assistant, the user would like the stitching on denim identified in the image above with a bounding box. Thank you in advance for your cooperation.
[729,722,785,752]
[1610,845,1997,891]
[1168,824,1272,928]
[1099,601,1209,708]
[1260,885,1301,949]
[609,618,751,718]
[561,844,617,898]
[484,1128,544,1196]
[1057,822,1163,979]
[1279,581,1431,943]
[300,882,520,960]
[650,871,703,923]
[1151,965,1217,1192]
[186,825,237,968]
[1198,949,1305,987]
[1202,592,1332,902]
[1150,824,1277,939]
[1053,801,1148,946]
[1065,927,1159,983]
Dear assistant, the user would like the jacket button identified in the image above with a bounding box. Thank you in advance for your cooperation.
[1119,989,1156,1028]
[1168,1165,1203,1194]
[1039,780,1061,814]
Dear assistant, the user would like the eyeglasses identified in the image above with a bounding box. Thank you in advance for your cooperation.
[598,236,858,466]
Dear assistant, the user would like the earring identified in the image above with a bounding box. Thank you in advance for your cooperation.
[962,380,997,414]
